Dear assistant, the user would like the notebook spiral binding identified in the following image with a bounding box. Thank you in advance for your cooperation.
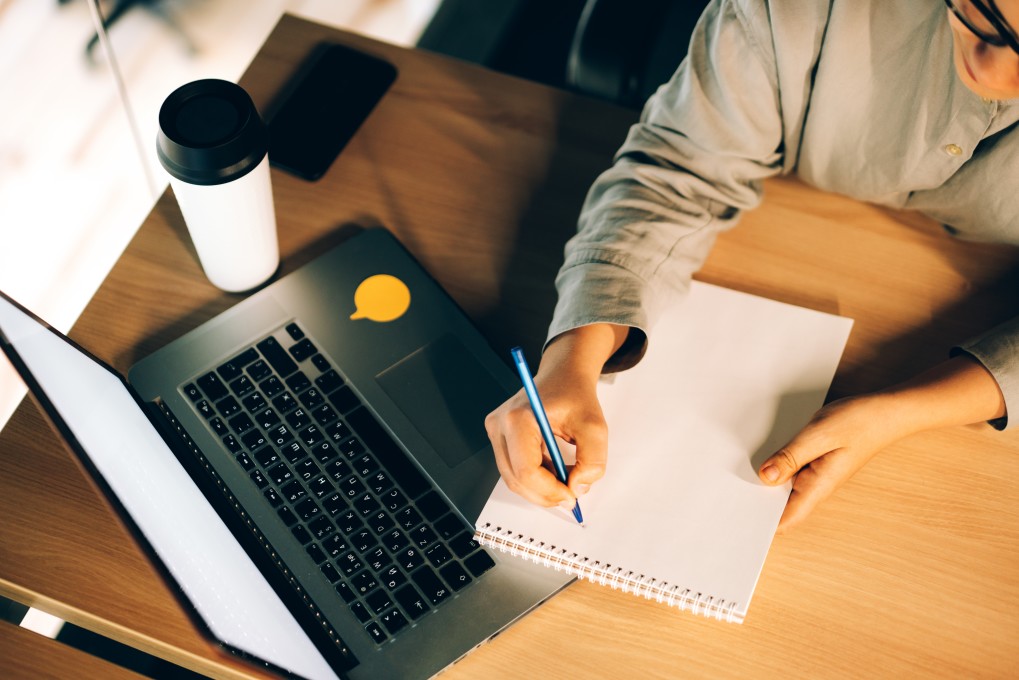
[474,523,743,624]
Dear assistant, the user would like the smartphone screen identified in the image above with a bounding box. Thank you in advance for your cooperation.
[267,43,397,181]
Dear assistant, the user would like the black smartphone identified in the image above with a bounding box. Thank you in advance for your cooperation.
[267,43,397,181]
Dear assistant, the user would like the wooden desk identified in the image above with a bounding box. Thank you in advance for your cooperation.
[2,14,1019,679]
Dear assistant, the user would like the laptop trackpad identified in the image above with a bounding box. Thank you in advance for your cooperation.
[375,334,507,468]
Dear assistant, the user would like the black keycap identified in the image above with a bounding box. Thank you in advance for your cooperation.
[366,589,394,615]
[268,462,294,486]
[352,570,378,595]
[313,441,337,465]
[396,547,424,572]
[291,524,313,545]
[411,567,451,606]
[364,621,387,644]
[324,459,352,481]
[229,375,254,397]
[306,543,327,564]
[368,511,394,535]
[337,438,365,460]
[448,532,481,559]
[281,441,306,464]
[209,417,227,436]
[242,392,267,413]
[285,371,312,394]
[367,547,391,573]
[351,529,378,554]
[289,338,317,361]
[301,424,325,447]
[416,491,451,522]
[286,408,311,430]
[313,403,339,426]
[197,372,228,401]
[253,445,279,468]
[336,511,363,536]
[249,469,269,489]
[412,525,439,550]
[382,529,409,553]
[243,430,269,452]
[282,480,307,504]
[257,336,298,377]
[396,507,424,531]
[222,434,241,453]
[295,497,321,521]
[323,492,347,516]
[439,562,472,592]
[320,562,342,584]
[216,396,241,418]
[379,608,408,636]
[196,400,214,419]
[335,582,356,603]
[263,487,283,508]
[350,601,372,623]
[268,424,294,447]
[315,370,343,394]
[393,584,430,620]
[247,359,272,382]
[229,413,255,434]
[379,565,407,591]
[312,354,331,372]
[353,454,379,478]
[308,475,332,499]
[234,451,254,471]
[339,475,366,499]
[301,388,325,409]
[338,552,364,576]
[256,408,281,431]
[347,406,430,499]
[435,513,468,541]
[219,348,258,381]
[325,421,352,443]
[329,386,360,414]
[285,323,305,341]
[310,515,335,540]
[277,505,298,527]
[183,383,202,402]
[353,493,382,518]
[295,458,320,482]
[324,534,351,559]
[261,377,285,399]
[371,472,397,498]
[464,550,496,578]
[425,544,453,569]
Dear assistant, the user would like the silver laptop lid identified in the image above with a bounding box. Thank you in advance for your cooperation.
[0,291,339,680]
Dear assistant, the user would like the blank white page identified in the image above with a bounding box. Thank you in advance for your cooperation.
[477,282,853,622]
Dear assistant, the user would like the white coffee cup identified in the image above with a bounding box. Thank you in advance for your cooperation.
[156,79,279,292]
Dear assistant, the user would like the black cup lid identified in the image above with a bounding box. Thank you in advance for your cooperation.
[156,79,267,186]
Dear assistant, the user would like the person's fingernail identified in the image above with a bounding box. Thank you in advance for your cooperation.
[576,484,591,496]
[559,499,576,511]
[761,465,780,482]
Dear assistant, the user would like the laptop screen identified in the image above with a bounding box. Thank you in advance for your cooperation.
[0,293,338,680]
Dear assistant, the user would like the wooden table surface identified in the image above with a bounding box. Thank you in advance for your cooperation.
[2,14,1019,679]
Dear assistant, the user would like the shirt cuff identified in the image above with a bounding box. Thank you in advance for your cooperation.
[951,317,1019,430]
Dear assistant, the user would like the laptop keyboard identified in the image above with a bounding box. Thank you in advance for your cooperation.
[180,321,495,646]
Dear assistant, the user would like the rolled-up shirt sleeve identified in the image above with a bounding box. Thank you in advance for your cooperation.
[546,0,790,370]
[952,317,1019,430]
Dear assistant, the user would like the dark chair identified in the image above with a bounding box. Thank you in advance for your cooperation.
[417,0,710,108]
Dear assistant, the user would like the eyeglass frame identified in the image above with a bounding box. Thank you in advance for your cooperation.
[945,0,1019,56]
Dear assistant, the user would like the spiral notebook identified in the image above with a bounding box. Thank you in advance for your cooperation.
[474,281,853,623]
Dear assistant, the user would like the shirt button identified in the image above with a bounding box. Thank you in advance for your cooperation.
[944,143,963,156]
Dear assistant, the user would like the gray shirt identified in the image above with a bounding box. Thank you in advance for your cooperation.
[549,0,1019,428]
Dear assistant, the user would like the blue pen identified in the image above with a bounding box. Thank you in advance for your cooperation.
[510,346,585,525]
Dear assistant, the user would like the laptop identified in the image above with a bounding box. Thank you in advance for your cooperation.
[0,227,572,679]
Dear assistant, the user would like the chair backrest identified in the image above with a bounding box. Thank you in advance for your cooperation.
[566,0,711,107]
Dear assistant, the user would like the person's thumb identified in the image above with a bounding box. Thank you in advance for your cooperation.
[567,435,608,497]
[759,437,814,486]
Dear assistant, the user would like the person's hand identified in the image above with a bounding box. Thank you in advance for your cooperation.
[759,355,1006,531]
[485,324,628,509]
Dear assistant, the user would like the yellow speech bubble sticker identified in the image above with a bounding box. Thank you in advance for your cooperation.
[350,274,411,322]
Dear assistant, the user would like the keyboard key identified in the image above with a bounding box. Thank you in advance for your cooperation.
[249,469,269,489]
[252,445,279,468]
[277,505,298,527]
[465,550,496,578]
[261,376,285,398]
[289,338,317,362]
[285,323,305,341]
[379,565,407,591]
[257,408,282,431]
[312,403,338,426]
[286,408,311,430]
[208,417,227,436]
[247,359,272,382]
[411,567,451,606]
[320,562,342,584]
[352,570,378,595]
[449,532,481,558]
[216,396,241,418]
[416,491,452,522]
[324,421,352,443]
[396,507,424,531]
[324,459,352,481]
[219,348,258,381]
[337,438,365,460]
[306,543,327,564]
[195,400,214,419]
[242,392,267,413]
[425,544,453,569]
[353,493,382,517]
[351,529,378,554]
[366,589,394,615]
[436,514,468,541]
[396,547,424,573]
[439,562,473,592]
[309,515,335,540]
[300,387,325,409]
[281,441,307,464]
[183,383,202,402]
[312,441,337,464]
[285,371,312,394]
[312,354,331,372]
[382,529,409,553]
[339,475,367,498]
[329,386,360,414]
[323,492,347,516]
[411,525,439,550]
[267,462,294,486]
[294,458,320,482]
[336,511,363,536]
[364,621,387,645]
[371,472,397,498]
[291,524,313,545]
[295,497,321,521]
[379,608,408,636]
[243,430,269,452]
[229,413,255,434]
[347,406,430,499]
[366,547,391,571]
[222,434,241,453]
[368,511,394,535]
[197,372,228,401]
[335,581,356,603]
[229,375,255,397]
[352,454,379,478]
[350,601,372,624]
[338,552,364,576]
[315,370,344,394]
[263,486,283,508]
[300,424,325,448]
[308,475,332,499]
[323,534,350,559]
[234,451,254,471]
[282,480,307,504]
[394,584,430,620]
[257,336,298,378]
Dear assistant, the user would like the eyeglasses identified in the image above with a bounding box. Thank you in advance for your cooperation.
[945,0,1019,56]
